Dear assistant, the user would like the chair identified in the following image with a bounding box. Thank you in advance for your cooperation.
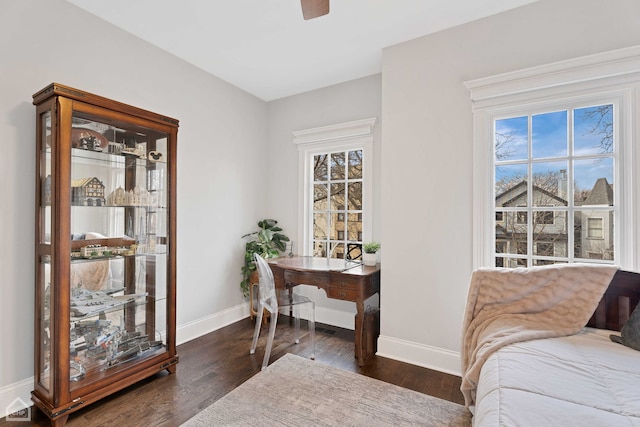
[250,253,315,370]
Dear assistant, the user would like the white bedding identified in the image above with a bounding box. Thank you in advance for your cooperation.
[474,328,640,426]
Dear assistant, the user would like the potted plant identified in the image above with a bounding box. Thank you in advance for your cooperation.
[240,219,290,297]
[362,241,381,266]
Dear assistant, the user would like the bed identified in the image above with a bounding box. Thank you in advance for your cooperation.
[461,265,640,427]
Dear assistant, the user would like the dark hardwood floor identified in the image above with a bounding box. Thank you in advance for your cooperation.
[7,317,464,426]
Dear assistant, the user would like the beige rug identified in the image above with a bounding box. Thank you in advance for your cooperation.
[182,353,471,426]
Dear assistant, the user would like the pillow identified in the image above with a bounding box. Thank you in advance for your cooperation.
[610,303,640,351]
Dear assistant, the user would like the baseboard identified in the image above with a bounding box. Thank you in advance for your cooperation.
[177,302,250,345]
[0,303,252,416]
[0,302,355,416]
[0,377,32,416]
[376,334,461,376]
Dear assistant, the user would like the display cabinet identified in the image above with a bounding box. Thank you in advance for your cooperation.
[32,84,178,426]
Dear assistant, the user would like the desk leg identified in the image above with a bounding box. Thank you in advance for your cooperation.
[354,300,365,366]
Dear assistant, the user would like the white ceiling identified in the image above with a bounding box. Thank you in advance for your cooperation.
[65,0,537,101]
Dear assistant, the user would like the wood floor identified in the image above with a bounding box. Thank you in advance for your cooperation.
[10,317,464,426]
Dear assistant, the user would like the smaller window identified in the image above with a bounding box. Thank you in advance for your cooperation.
[536,242,554,256]
[517,212,527,224]
[587,217,604,239]
[517,242,527,255]
[496,212,504,221]
[535,211,554,225]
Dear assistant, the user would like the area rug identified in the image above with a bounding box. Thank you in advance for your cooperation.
[182,353,471,426]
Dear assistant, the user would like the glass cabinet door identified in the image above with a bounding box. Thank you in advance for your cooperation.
[66,110,169,387]
[36,106,53,395]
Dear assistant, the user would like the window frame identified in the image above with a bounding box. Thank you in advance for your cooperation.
[293,118,376,258]
[587,217,604,239]
[465,46,640,270]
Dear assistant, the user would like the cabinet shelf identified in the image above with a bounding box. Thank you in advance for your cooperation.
[33,83,178,427]
[69,289,151,320]
[71,147,167,166]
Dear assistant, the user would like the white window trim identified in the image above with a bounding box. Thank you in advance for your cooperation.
[293,118,376,256]
[465,45,640,270]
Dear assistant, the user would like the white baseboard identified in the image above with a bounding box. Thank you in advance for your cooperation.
[2,307,461,417]
[376,334,461,376]
[0,303,251,416]
[0,377,32,417]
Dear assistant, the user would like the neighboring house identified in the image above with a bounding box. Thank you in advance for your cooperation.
[495,176,614,266]
[495,180,568,267]
[578,178,614,260]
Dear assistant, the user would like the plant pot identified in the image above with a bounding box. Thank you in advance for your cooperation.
[363,252,377,266]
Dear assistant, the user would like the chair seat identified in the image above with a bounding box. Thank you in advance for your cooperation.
[277,292,313,307]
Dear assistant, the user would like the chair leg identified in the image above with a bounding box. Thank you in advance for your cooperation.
[308,302,315,360]
[293,306,301,344]
[262,310,278,371]
[250,302,264,355]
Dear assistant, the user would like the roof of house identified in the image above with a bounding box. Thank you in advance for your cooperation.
[71,177,103,188]
[496,180,568,207]
[583,177,613,206]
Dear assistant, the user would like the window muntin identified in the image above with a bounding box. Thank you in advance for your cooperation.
[312,149,364,260]
[494,103,615,267]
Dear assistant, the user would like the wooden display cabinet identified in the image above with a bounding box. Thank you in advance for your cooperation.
[32,84,179,426]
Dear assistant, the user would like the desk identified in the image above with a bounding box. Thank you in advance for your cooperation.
[267,256,381,366]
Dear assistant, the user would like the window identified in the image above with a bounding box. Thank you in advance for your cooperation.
[466,46,640,270]
[587,217,604,239]
[493,104,615,266]
[293,118,376,260]
[516,211,527,224]
[535,211,554,225]
[536,242,554,257]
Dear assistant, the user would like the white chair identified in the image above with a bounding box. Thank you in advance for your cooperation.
[250,253,315,370]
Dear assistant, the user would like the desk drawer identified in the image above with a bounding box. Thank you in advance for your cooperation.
[327,287,358,301]
[284,270,329,287]
[332,275,362,290]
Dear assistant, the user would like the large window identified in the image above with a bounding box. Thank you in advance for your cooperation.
[293,118,375,260]
[494,104,615,267]
[466,46,640,270]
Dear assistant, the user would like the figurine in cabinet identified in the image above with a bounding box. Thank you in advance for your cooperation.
[71,177,105,206]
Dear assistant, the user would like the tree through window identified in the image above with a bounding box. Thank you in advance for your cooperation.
[312,149,364,260]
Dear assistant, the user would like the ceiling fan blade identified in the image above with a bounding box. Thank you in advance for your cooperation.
[301,0,329,20]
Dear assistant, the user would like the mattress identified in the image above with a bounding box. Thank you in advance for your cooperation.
[473,328,640,426]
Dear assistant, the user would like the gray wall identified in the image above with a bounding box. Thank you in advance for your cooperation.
[379,0,640,373]
[267,74,383,327]
[0,0,267,403]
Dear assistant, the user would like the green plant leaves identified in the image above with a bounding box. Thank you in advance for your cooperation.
[240,219,290,297]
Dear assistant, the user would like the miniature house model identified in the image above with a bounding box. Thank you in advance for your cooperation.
[71,177,106,206]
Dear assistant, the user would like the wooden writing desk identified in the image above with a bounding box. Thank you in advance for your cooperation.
[267,256,381,366]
